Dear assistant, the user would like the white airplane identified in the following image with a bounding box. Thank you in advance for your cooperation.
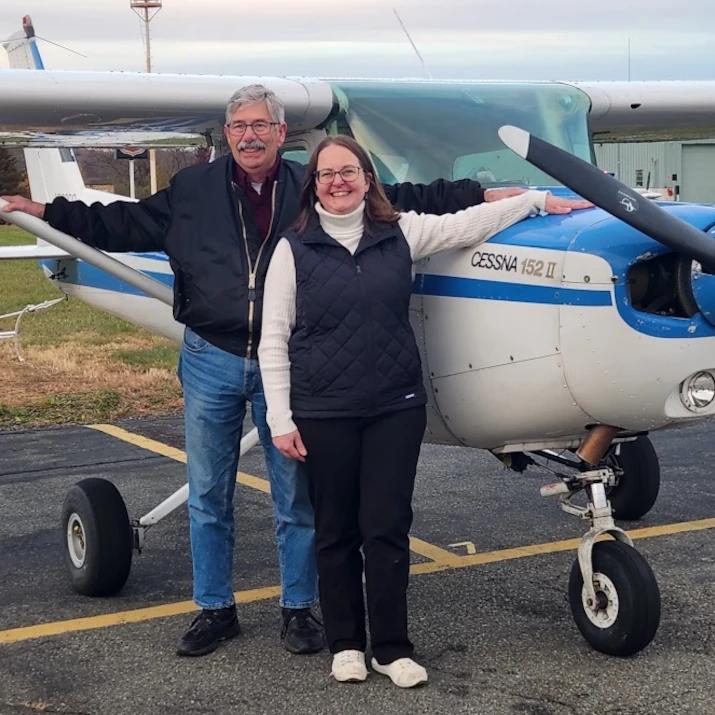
[4,16,715,659]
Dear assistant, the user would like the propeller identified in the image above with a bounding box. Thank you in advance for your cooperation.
[498,125,715,274]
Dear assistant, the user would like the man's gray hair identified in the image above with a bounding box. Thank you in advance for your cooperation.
[225,84,285,125]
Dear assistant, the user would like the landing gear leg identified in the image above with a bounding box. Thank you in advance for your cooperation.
[541,426,661,656]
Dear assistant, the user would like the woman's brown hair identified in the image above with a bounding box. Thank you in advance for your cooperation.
[292,134,400,234]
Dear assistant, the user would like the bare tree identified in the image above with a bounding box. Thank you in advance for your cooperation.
[0,148,27,196]
[73,146,210,198]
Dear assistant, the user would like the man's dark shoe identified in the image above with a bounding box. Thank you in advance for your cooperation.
[281,607,324,654]
[176,605,241,656]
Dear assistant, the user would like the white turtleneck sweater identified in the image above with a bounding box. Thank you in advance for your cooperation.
[259,190,549,437]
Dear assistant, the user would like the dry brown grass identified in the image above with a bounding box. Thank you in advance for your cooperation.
[0,337,183,428]
[0,225,184,428]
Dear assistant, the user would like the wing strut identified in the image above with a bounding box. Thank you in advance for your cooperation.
[0,199,173,306]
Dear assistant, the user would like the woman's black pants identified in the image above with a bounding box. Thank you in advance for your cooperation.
[295,406,427,665]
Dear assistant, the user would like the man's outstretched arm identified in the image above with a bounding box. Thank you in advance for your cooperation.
[1,190,172,253]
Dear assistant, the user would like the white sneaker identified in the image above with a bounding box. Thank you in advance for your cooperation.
[331,650,368,682]
[371,657,428,688]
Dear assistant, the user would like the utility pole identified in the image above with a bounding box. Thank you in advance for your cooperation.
[130,0,162,194]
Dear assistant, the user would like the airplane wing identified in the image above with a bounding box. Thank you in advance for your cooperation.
[568,80,715,139]
[0,70,335,144]
[1,70,715,143]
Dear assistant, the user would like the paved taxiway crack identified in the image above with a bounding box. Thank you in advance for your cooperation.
[0,454,165,481]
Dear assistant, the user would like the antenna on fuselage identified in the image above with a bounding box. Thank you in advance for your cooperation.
[392,8,432,79]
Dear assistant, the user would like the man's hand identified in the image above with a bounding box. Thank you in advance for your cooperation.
[484,187,528,202]
[543,195,594,214]
[0,195,46,221]
[273,430,307,462]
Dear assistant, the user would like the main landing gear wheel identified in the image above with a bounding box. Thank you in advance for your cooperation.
[605,437,660,521]
[61,477,133,596]
[568,540,661,657]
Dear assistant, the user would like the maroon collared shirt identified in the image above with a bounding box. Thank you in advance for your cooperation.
[233,157,281,242]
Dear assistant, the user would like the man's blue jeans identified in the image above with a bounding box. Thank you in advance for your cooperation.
[177,327,318,611]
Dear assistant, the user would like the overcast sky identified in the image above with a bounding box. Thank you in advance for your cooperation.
[1,0,713,81]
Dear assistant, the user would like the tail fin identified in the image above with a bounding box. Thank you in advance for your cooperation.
[0,16,134,263]
[2,17,130,207]
[2,15,44,69]
[23,147,135,207]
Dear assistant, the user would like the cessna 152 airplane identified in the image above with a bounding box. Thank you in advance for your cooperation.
[3,16,715,659]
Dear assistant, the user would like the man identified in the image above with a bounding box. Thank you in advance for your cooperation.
[2,84,588,658]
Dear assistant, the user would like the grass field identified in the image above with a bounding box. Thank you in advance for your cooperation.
[0,225,183,428]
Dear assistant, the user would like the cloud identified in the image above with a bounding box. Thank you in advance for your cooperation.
[0,0,712,80]
[6,0,711,41]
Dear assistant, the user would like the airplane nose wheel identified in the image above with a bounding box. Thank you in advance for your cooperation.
[568,539,660,656]
[61,477,133,597]
[541,466,661,655]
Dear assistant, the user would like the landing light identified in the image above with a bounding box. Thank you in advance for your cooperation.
[680,371,715,412]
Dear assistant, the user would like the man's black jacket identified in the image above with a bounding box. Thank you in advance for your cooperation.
[44,154,485,357]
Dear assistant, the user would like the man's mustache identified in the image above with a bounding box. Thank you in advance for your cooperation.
[237,139,267,151]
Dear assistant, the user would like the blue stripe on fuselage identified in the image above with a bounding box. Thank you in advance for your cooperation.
[414,274,612,306]
[48,258,612,307]
[42,259,173,296]
[48,260,715,339]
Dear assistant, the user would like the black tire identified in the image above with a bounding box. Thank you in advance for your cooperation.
[569,540,660,657]
[606,437,660,520]
[61,477,133,597]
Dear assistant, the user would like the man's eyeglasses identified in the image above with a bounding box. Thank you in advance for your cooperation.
[225,120,279,136]
[314,166,363,184]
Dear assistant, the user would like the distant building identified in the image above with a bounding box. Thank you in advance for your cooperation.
[593,139,715,203]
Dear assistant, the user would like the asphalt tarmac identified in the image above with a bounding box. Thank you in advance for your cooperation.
[1,416,714,715]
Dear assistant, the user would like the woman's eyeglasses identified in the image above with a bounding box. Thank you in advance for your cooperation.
[314,166,363,184]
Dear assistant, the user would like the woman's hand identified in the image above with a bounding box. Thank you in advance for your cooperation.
[273,430,308,462]
[543,194,594,214]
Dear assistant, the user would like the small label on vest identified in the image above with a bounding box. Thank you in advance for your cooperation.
[405,393,415,399]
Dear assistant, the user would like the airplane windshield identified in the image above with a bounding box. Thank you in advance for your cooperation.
[326,81,592,187]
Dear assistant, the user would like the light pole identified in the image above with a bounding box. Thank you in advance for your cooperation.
[130,0,162,194]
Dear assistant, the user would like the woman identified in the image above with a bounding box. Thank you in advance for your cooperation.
[258,135,589,687]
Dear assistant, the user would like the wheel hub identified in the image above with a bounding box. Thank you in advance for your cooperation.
[582,572,619,628]
[67,512,87,568]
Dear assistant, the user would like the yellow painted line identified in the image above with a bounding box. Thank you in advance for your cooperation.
[411,539,584,576]
[628,516,715,540]
[0,586,280,646]
[411,517,715,575]
[409,537,463,566]
[90,424,187,462]
[89,424,267,493]
[90,424,448,558]
[3,516,715,646]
